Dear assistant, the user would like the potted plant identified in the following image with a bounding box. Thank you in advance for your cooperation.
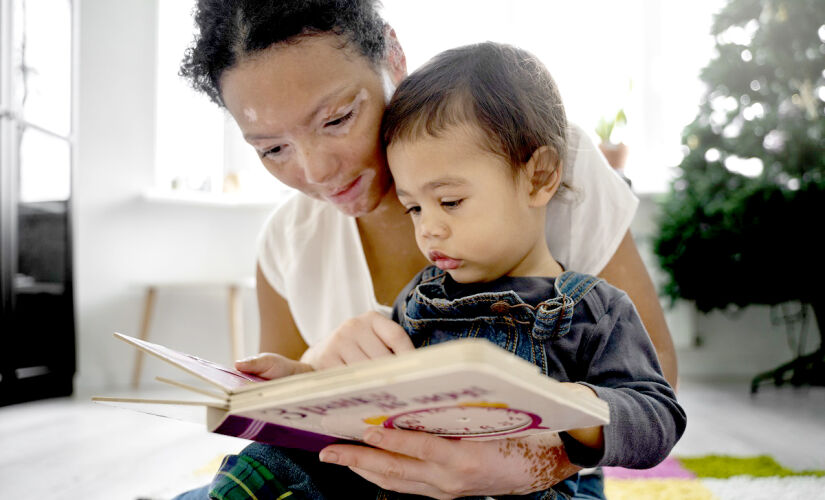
[595,108,629,170]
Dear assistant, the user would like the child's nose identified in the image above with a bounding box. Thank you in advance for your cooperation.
[419,212,448,239]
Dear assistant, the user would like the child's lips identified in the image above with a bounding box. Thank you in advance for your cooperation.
[428,251,462,270]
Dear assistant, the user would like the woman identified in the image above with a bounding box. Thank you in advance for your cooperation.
[179,1,677,498]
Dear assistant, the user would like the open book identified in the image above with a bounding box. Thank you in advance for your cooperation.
[94,333,609,452]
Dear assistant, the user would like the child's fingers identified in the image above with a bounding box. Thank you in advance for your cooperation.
[235,353,312,379]
[234,355,269,374]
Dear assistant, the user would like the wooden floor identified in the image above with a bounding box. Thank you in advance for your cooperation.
[1,379,823,499]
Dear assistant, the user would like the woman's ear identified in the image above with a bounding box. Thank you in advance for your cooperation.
[384,25,408,85]
[525,145,562,207]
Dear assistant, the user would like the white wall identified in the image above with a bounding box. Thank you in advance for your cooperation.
[75,0,272,391]
[73,0,819,392]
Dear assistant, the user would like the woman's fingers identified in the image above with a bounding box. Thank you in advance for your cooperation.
[320,442,438,486]
[371,314,416,354]
[320,429,465,496]
[361,428,455,463]
[319,429,577,497]
[310,311,414,369]
[349,466,450,500]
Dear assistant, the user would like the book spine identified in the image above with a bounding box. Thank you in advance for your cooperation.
[212,415,352,452]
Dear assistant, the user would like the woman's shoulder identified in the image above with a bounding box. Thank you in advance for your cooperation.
[261,190,345,236]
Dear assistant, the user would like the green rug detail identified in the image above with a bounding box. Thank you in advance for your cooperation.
[679,455,825,479]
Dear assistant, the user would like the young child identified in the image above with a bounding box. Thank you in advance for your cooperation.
[381,41,686,497]
[184,42,684,500]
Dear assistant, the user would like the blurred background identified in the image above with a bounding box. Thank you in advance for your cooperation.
[2,0,821,396]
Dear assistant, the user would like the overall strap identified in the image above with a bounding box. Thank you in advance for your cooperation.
[555,271,602,305]
[532,271,602,340]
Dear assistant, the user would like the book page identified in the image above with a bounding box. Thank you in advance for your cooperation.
[114,332,266,392]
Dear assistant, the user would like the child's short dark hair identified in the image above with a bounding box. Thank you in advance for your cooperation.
[180,0,387,107]
[382,42,568,173]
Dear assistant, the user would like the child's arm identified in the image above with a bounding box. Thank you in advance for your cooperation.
[557,382,604,450]
[562,285,687,469]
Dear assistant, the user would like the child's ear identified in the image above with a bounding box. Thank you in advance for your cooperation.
[525,145,562,207]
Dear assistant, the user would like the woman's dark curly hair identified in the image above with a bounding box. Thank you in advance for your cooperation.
[180,0,387,106]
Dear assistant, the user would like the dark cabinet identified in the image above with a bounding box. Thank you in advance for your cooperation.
[1,0,76,406]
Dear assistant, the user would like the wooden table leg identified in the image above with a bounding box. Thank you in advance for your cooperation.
[228,285,245,363]
[131,286,157,389]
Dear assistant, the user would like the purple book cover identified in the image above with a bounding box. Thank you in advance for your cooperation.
[212,415,352,451]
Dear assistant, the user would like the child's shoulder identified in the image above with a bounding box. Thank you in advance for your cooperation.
[565,272,633,323]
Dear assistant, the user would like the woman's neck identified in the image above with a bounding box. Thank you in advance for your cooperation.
[356,184,430,305]
[357,183,409,228]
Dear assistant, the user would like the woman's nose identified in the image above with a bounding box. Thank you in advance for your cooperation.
[298,146,336,185]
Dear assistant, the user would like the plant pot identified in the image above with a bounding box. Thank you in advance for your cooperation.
[598,142,629,170]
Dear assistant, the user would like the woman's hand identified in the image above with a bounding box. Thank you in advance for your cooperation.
[319,428,580,499]
[234,352,314,380]
[300,311,415,370]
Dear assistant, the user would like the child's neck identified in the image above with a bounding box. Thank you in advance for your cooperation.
[504,239,564,279]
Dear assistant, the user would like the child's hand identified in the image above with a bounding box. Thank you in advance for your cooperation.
[300,311,415,370]
[235,352,314,380]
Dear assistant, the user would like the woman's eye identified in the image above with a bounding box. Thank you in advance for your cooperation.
[324,110,354,128]
[441,199,463,209]
[262,144,286,159]
[404,206,421,215]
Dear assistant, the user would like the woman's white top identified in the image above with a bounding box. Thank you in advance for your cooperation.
[257,124,638,347]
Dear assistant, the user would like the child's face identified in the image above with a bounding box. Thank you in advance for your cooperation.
[388,125,552,283]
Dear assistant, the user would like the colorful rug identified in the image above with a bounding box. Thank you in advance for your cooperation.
[603,455,825,500]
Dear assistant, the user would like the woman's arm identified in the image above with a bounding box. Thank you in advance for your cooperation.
[598,230,678,389]
[256,263,308,360]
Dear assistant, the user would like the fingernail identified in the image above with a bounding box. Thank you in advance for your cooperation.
[236,356,256,364]
[319,450,338,463]
[364,430,383,445]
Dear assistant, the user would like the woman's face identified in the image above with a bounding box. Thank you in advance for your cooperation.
[220,34,399,216]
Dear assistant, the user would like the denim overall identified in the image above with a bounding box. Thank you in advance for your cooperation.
[395,266,604,500]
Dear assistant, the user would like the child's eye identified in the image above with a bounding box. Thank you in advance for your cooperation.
[441,199,463,209]
[324,109,355,128]
[404,205,421,216]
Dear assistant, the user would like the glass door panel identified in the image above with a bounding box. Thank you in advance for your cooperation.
[11,0,72,136]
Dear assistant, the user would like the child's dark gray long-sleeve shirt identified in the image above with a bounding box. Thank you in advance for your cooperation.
[393,269,686,469]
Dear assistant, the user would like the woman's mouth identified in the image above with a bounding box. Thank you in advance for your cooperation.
[327,176,363,204]
[428,251,462,270]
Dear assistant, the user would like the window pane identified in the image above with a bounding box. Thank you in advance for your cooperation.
[155,0,224,193]
[12,0,72,136]
[19,127,71,202]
